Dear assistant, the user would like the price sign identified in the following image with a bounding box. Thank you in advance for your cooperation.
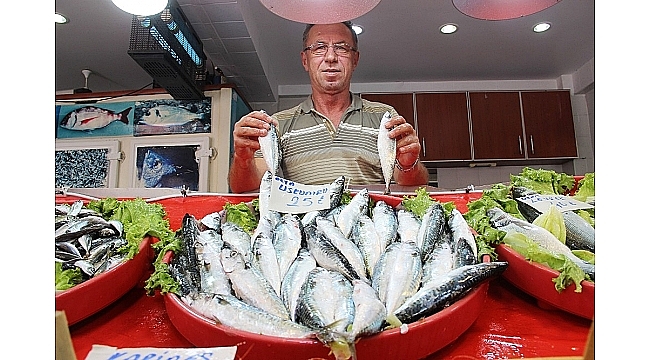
[85,344,237,360]
[269,176,330,214]
[515,193,594,213]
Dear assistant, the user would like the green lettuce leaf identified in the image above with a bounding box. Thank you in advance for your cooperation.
[572,173,595,202]
[532,205,566,244]
[55,262,84,291]
[224,202,258,234]
[401,187,434,219]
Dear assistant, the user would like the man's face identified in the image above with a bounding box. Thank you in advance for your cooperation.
[301,23,359,96]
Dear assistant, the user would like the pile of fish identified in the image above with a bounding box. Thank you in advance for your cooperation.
[168,176,508,360]
[487,186,595,281]
[55,200,127,281]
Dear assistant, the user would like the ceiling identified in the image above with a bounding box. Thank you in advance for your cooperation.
[54,0,595,105]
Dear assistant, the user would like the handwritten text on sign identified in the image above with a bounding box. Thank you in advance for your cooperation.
[515,194,594,213]
[84,344,237,360]
[269,176,330,213]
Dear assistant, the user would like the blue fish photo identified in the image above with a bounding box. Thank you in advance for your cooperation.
[135,145,200,190]
[134,99,211,136]
[56,102,135,139]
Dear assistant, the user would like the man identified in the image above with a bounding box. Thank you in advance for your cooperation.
[228,22,429,193]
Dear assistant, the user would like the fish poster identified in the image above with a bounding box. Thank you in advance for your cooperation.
[135,145,200,190]
[133,99,211,136]
[55,148,110,188]
[56,102,135,138]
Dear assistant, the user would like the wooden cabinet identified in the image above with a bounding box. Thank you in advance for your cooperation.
[520,90,577,158]
[359,93,415,128]
[415,92,471,161]
[469,91,526,160]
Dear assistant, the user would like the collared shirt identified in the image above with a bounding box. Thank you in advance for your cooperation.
[255,93,398,186]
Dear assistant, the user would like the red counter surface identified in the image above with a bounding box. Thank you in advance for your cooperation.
[68,269,592,360]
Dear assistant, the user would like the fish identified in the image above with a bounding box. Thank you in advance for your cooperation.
[180,214,202,290]
[195,229,232,296]
[301,176,346,228]
[416,202,447,261]
[295,267,355,360]
[512,186,595,253]
[348,279,387,341]
[371,241,422,327]
[350,214,383,278]
[187,293,316,339]
[394,262,508,324]
[258,122,282,176]
[251,231,282,296]
[396,209,421,244]
[199,211,222,233]
[487,207,595,280]
[372,201,398,251]
[281,248,317,322]
[304,224,365,283]
[220,247,290,319]
[337,188,369,238]
[258,171,273,221]
[139,104,204,126]
[139,150,177,188]
[316,216,369,283]
[377,111,396,194]
[60,106,131,131]
[421,233,455,286]
[273,213,304,281]
[448,208,478,260]
[220,222,252,262]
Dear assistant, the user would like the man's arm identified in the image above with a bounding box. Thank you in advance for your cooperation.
[394,159,429,186]
[228,155,268,193]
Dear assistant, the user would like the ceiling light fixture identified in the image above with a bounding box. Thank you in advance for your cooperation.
[55,12,68,24]
[533,22,551,33]
[259,0,381,24]
[352,24,364,35]
[440,23,458,34]
[452,0,562,21]
[111,0,169,16]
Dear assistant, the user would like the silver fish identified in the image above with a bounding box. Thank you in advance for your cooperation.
[304,225,364,283]
[350,214,383,278]
[487,207,595,280]
[371,241,422,327]
[187,293,315,339]
[220,247,290,319]
[372,201,398,251]
[396,209,421,244]
[337,188,369,238]
[448,208,478,260]
[221,222,252,262]
[281,248,317,322]
[196,229,232,296]
[348,279,387,341]
[416,202,447,261]
[60,106,131,131]
[377,111,396,194]
[199,211,222,232]
[563,210,595,253]
[252,231,282,296]
[259,122,282,176]
[300,176,347,228]
[421,235,455,286]
[295,267,355,359]
[316,216,369,283]
[258,171,273,221]
[273,213,304,281]
[140,104,204,126]
[394,262,508,324]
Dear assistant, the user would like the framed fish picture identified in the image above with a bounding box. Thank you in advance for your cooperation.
[130,136,211,191]
[133,98,211,136]
[56,102,135,139]
[55,140,122,188]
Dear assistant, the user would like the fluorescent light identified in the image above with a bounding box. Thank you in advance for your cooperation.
[533,22,551,33]
[352,24,364,35]
[112,0,168,16]
[440,23,458,34]
[55,12,68,24]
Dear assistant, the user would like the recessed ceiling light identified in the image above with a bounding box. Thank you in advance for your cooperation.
[440,23,458,34]
[533,22,551,33]
[352,24,364,35]
[55,12,68,24]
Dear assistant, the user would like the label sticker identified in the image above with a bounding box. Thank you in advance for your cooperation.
[84,344,237,360]
[515,193,594,213]
[269,176,330,214]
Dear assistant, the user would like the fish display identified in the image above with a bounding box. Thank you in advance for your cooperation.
[60,106,131,131]
[377,111,396,194]
[168,188,504,360]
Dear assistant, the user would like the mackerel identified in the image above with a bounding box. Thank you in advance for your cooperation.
[416,202,447,261]
[350,214,383,277]
[316,216,369,282]
[337,188,369,238]
[301,176,347,227]
[221,222,252,262]
[258,171,273,221]
[372,201,398,251]
[377,111,396,194]
[196,229,232,296]
[258,121,282,176]
[396,209,421,244]
[251,231,282,295]
[280,248,317,322]
[304,225,364,282]
[348,279,387,341]
[448,208,478,260]
[273,213,304,281]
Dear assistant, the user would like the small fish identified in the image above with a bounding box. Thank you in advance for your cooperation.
[195,229,232,296]
[304,225,364,283]
[60,106,131,131]
[377,111,396,194]
[301,176,346,228]
[372,201,398,251]
[258,121,282,176]
[317,216,369,283]
[337,188,369,239]
[139,104,204,126]
[140,150,177,188]
[221,222,252,261]
[258,171,273,221]
[350,215,383,278]
[348,279,387,341]
[252,231,282,295]
[396,209,421,244]
[273,213,304,281]
[448,209,478,261]
[281,248,317,322]
[416,202,447,261]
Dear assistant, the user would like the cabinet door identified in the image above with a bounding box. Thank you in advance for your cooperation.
[360,93,415,127]
[469,92,525,160]
[415,92,471,161]
[521,91,578,158]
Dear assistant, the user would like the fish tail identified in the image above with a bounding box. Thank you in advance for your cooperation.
[119,107,132,124]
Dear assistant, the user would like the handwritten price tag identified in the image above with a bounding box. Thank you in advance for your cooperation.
[84,344,237,360]
[515,193,594,213]
[269,176,330,214]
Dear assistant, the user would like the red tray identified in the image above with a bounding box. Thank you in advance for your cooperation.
[495,244,594,320]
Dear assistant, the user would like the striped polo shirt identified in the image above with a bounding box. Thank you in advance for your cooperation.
[255,93,398,186]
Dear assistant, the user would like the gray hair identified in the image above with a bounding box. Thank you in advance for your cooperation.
[302,21,358,49]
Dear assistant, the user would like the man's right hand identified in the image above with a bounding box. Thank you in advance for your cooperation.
[232,110,278,161]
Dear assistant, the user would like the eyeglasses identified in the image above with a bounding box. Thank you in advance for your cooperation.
[303,42,357,56]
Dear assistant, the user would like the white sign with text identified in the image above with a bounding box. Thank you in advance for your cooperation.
[269,176,331,214]
[515,193,594,213]
[84,344,237,360]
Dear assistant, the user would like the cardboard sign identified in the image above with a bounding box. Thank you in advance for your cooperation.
[269,176,330,214]
[515,193,594,213]
[84,344,237,360]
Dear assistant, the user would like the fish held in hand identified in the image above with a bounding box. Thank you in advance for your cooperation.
[377,111,396,194]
